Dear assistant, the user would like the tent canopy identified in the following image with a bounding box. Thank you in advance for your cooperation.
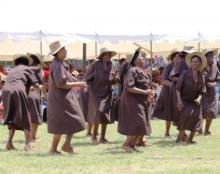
[0,31,219,61]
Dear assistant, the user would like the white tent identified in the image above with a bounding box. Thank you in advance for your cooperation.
[0,31,219,61]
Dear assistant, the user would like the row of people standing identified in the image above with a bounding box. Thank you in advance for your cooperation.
[152,49,220,144]
[2,39,219,154]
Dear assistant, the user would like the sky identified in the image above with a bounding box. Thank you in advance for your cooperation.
[0,0,220,36]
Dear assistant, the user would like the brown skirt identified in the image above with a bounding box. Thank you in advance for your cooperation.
[202,93,218,119]
[177,101,202,132]
[2,87,31,130]
[28,89,42,124]
[118,91,151,136]
[152,85,172,121]
[79,88,89,122]
[87,88,114,124]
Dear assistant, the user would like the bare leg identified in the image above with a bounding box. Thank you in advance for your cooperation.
[31,123,39,141]
[62,133,77,154]
[99,124,108,143]
[165,121,171,137]
[204,119,212,135]
[6,126,16,150]
[197,119,203,134]
[24,129,32,151]
[86,123,92,136]
[127,136,140,152]
[50,134,62,154]
[122,136,134,153]
[136,136,151,147]
[178,130,187,144]
[91,124,99,144]
[187,131,196,144]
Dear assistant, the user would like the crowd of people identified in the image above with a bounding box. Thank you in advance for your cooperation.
[0,40,220,154]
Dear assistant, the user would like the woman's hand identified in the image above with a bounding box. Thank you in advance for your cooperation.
[194,98,201,105]
[207,82,216,88]
[79,81,88,88]
[144,89,154,95]
[177,99,184,111]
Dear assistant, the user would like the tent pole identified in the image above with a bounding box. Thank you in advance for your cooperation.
[40,30,43,55]
[95,42,97,58]
[83,43,87,73]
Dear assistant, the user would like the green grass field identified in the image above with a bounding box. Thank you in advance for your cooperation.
[0,119,220,174]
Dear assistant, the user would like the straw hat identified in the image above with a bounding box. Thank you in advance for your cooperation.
[185,51,207,71]
[97,47,117,59]
[14,54,33,65]
[202,48,218,57]
[27,53,44,65]
[48,41,66,56]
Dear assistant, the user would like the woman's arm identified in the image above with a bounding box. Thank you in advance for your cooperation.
[126,87,152,95]
[58,81,87,90]
[176,90,184,111]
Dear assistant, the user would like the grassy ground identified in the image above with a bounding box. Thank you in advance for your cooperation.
[0,119,220,174]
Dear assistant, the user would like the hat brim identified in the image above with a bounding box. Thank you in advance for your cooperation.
[167,51,180,60]
[27,53,44,66]
[97,51,117,59]
[185,52,207,71]
[14,54,33,66]
[203,48,218,57]
[48,42,67,56]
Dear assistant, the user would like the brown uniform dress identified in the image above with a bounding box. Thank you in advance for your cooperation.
[118,67,151,136]
[47,58,86,134]
[2,65,38,130]
[177,69,204,131]
[85,60,115,124]
[170,60,189,125]
[28,66,44,124]
[152,63,174,121]
[202,64,220,119]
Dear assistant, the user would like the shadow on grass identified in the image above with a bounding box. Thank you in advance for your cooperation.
[153,139,181,147]
[98,146,144,155]
[73,141,96,147]
[2,140,25,144]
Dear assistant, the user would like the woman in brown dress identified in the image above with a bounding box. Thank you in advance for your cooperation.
[47,41,86,154]
[201,50,220,135]
[176,52,207,144]
[85,48,117,144]
[2,55,39,151]
[152,51,182,137]
[27,53,44,141]
[118,55,153,153]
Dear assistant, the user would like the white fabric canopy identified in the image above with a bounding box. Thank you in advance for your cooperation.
[0,31,219,61]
